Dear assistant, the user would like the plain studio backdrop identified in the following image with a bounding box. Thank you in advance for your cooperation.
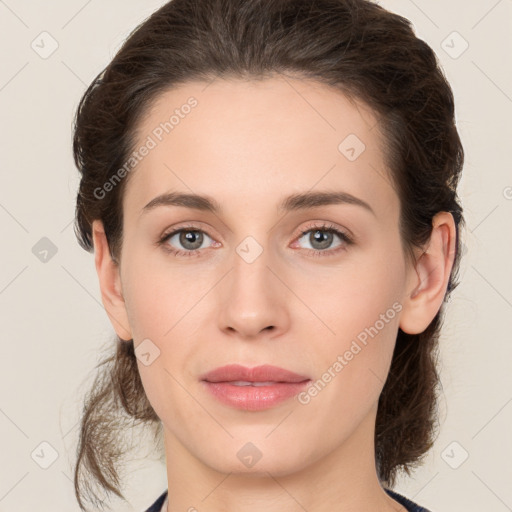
[0,1,511,511]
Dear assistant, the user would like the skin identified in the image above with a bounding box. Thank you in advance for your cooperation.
[92,76,456,512]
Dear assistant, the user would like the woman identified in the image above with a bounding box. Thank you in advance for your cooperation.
[72,0,465,511]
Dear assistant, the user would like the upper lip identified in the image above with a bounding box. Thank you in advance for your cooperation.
[201,364,310,383]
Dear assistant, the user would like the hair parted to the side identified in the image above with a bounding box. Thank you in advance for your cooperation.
[72,0,465,509]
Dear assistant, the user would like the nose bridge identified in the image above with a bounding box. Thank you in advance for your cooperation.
[218,234,287,337]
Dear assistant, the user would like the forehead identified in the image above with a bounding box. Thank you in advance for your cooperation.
[123,76,398,222]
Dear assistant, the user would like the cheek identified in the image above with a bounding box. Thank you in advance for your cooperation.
[301,272,403,434]
[120,250,208,407]
[305,250,406,413]
[318,250,405,341]
[121,250,201,340]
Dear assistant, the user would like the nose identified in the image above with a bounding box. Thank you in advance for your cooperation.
[218,245,290,339]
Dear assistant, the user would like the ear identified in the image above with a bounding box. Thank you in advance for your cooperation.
[399,211,457,335]
[92,219,132,341]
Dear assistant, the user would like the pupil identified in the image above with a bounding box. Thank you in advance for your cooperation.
[311,230,332,250]
[180,230,202,250]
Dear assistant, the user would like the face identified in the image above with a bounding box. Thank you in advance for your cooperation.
[102,76,422,476]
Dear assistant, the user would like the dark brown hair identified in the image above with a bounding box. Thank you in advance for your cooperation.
[72,0,465,509]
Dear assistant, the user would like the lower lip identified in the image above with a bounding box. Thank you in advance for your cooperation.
[202,381,310,411]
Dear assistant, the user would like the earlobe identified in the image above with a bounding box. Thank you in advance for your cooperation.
[91,220,132,341]
[399,212,456,335]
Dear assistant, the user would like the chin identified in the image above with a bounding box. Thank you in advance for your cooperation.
[191,434,319,478]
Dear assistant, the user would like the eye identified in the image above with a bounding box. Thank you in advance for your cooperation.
[157,224,217,257]
[294,222,353,256]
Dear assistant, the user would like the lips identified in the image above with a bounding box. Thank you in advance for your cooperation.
[200,364,310,384]
[200,364,311,411]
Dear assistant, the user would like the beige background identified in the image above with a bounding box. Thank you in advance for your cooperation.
[1,0,511,511]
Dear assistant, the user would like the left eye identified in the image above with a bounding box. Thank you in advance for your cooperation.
[295,226,351,252]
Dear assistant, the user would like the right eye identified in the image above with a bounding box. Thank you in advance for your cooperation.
[158,225,217,257]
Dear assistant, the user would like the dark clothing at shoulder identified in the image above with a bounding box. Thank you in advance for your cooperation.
[144,490,167,512]
[385,488,432,512]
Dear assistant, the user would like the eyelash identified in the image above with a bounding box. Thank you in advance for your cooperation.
[157,222,354,259]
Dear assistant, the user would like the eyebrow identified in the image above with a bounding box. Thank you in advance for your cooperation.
[141,190,376,217]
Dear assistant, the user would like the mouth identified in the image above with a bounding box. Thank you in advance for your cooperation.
[200,363,310,383]
[226,380,287,386]
[200,364,311,411]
